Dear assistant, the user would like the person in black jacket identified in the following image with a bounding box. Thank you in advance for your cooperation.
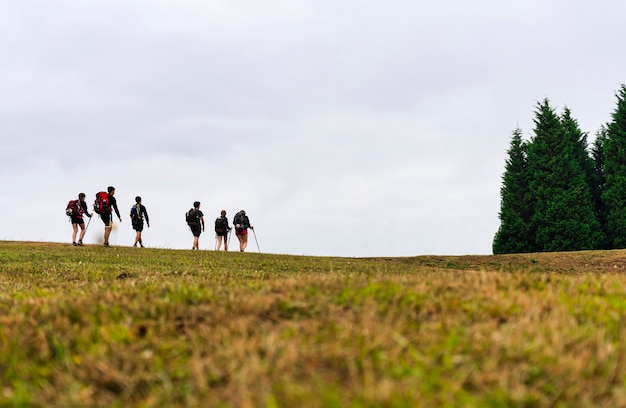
[233,210,254,252]
[215,210,232,251]
[67,192,92,246]
[187,201,205,250]
[130,196,150,248]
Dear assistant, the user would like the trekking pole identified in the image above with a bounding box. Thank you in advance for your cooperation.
[214,235,217,251]
[84,215,93,233]
[252,228,260,253]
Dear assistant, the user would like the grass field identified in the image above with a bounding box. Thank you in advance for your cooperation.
[2,241,626,407]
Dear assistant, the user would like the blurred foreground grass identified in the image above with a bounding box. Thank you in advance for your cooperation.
[2,241,626,407]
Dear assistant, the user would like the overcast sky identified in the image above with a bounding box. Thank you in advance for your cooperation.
[2,1,625,256]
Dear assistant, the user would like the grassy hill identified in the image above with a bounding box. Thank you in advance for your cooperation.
[1,241,626,407]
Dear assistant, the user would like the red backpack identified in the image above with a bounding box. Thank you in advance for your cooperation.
[94,191,110,214]
[65,200,82,217]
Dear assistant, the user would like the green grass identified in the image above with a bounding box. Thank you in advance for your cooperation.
[2,241,626,407]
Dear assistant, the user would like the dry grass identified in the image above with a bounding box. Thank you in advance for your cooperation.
[2,241,626,407]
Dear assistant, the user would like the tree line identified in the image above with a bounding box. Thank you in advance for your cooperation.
[493,84,626,254]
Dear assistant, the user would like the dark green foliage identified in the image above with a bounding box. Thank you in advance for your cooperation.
[494,87,626,253]
[591,126,608,248]
[559,107,607,249]
[601,85,626,248]
[495,99,603,254]
[527,100,603,251]
[493,129,533,254]
[561,107,598,197]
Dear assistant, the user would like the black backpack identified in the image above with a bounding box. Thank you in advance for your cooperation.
[233,211,246,230]
[186,208,199,226]
[214,217,227,233]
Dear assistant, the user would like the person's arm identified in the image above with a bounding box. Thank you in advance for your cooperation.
[200,216,205,231]
[112,197,122,220]
[144,207,150,227]
[81,201,92,217]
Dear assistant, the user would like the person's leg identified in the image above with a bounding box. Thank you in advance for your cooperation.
[191,226,200,249]
[224,233,229,251]
[242,233,248,251]
[78,222,86,244]
[102,214,112,245]
[134,230,140,247]
[72,223,78,244]
[236,232,244,251]
[104,226,112,245]
[216,235,223,250]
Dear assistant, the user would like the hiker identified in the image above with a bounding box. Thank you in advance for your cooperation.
[233,210,254,252]
[214,210,232,251]
[130,196,150,248]
[186,201,205,250]
[95,186,122,247]
[66,192,93,246]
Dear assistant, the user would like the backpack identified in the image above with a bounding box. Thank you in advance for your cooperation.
[65,200,82,217]
[94,191,110,215]
[186,208,199,226]
[214,217,227,234]
[130,204,143,220]
[233,211,246,230]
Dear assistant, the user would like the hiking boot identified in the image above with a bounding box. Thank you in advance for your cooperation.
[104,242,110,247]
[77,240,84,246]
[72,242,77,246]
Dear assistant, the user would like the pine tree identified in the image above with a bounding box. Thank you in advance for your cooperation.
[601,85,626,248]
[561,107,606,248]
[561,107,597,194]
[493,128,533,254]
[526,99,602,251]
[591,126,608,248]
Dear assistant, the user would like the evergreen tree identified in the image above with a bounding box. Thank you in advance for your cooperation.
[591,126,608,248]
[526,99,602,251]
[561,107,597,195]
[561,108,606,248]
[493,128,533,254]
[601,85,626,248]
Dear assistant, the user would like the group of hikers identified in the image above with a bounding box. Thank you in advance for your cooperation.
[65,186,255,252]
[183,201,254,251]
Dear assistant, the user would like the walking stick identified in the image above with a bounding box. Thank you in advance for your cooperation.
[252,228,260,253]
[84,214,93,233]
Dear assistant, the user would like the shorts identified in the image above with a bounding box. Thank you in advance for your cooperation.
[132,219,144,232]
[190,225,202,237]
[100,212,112,227]
[236,228,248,236]
[215,230,228,237]
[71,216,85,225]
